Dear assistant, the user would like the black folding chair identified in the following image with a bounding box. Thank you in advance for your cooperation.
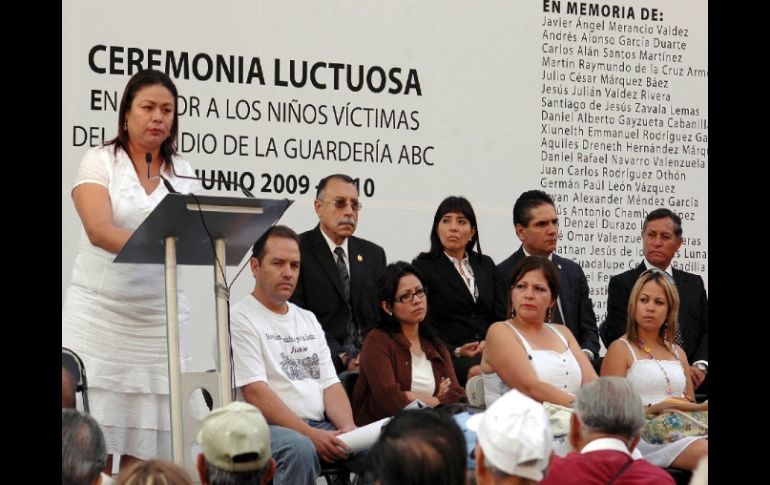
[62,347,90,413]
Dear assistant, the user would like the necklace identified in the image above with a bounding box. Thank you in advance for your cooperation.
[638,338,673,396]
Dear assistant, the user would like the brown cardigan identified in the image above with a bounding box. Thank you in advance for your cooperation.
[352,328,466,426]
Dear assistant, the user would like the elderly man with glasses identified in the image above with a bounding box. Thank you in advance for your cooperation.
[291,174,387,374]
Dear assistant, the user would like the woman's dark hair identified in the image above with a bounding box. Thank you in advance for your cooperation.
[105,69,180,172]
[416,196,481,260]
[369,409,467,485]
[369,261,442,351]
[506,256,560,317]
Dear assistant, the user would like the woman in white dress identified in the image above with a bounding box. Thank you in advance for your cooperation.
[62,69,201,472]
[601,268,708,470]
[480,256,597,453]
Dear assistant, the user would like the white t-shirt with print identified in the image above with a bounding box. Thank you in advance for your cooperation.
[230,295,339,421]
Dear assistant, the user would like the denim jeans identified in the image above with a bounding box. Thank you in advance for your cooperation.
[306,420,369,477]
[268,420,369,484]
[269,424,320,485]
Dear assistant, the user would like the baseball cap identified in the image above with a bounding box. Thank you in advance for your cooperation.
[466,389,553,481]
[197,401,272,472]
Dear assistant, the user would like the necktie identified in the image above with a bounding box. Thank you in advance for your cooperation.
[334,247,359,356]
[334,247,350,300]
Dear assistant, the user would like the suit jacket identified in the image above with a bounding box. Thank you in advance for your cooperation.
[600,262,708,364]
[540,449,675,484]
[352,329,465,426]
[290,225,387,358]
[412,251,507,349]
[496,247,600,355]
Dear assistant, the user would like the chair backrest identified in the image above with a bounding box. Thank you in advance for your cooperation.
[338,371,359,401]
[62,347,90,413]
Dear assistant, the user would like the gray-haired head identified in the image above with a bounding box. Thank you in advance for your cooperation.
[573,377,644,440]
[62,409,107,485]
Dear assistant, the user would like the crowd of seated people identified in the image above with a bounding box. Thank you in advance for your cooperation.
[64,161,708,483]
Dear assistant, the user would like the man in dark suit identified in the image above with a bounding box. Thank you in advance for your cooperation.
[496,190,601,362]
[291,174,386,374]
[599,208,708,392]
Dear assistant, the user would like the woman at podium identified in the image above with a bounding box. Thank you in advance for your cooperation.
[62,69,201,473]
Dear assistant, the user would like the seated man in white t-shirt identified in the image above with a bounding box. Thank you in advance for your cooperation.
[230,225,362,484]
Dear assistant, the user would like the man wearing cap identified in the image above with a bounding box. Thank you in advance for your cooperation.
[467,389,553,485]
[230,225,362,484]
[196,401,276,485]
[291,173,387,373]
[599,208,708,392]
[540,377,675,484]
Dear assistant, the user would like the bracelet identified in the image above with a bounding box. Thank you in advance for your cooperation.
[453,347,461,358]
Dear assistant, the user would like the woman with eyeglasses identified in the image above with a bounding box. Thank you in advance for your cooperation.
[412,196,507,387]
[352,262,465,426]
[601,269,707,471]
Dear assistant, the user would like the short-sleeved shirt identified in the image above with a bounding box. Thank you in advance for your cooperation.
[230,296,339,421]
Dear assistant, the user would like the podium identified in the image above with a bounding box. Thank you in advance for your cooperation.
[115,193,291,474]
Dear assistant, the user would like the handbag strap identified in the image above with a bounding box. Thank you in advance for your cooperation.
[607,457,634,485]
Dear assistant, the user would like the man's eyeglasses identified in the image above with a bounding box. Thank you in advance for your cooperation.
[320,199,362,211]
[394,288,427,304]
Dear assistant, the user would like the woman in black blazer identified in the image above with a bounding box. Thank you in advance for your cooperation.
[413,196,507,386]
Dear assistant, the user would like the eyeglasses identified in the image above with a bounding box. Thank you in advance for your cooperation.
[320,199,362,211]
[394,288,427,304]
[640,268,675,284]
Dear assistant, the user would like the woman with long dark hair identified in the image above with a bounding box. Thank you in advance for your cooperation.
[352,262,465,425]
[62,70,201,471]
[412,196,506,386]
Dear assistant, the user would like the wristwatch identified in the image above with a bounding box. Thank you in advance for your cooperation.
[453,347,461,358]
[694,363,708,375]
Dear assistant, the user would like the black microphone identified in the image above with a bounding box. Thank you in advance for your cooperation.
[169,162,255,198]
[146,151,178,194]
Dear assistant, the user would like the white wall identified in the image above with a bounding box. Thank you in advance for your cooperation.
[63,0,708,368]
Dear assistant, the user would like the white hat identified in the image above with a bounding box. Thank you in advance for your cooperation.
[197,401,272,472]
[466,390,553,481]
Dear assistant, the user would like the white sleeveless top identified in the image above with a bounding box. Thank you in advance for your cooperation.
[619,338,687,405]
[483,322,582,406]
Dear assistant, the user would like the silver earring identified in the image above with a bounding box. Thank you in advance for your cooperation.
[123,120,127,131]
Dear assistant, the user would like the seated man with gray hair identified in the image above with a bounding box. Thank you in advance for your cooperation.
[540,377,674,484]
[467,389,552,485]
[62,409,108,485]
[196,401,276,485]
